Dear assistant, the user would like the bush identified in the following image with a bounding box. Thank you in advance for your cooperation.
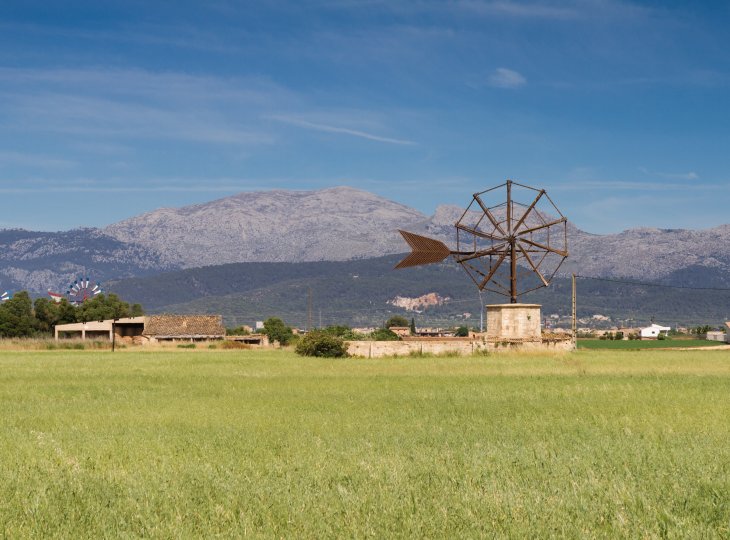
[295,331,348,358]
[454,326,469,337]
[177,343,196,349]
[385,316,409,329]
[369,328,400,341]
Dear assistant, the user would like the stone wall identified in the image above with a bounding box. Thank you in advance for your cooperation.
[346,338,573,358]
[486,304,542,340]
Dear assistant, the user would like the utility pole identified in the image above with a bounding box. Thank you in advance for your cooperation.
[478,289,485,332]
[307,287,313,332]
[572,273,577,346]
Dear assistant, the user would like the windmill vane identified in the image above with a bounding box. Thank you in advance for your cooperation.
[396,180,569,303]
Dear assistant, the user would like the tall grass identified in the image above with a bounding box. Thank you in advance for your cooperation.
[0,349,728,537]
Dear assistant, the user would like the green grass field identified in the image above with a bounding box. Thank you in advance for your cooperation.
[1,348,729,538]
[578,338,725,350]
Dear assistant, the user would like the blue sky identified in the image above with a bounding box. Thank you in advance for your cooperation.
[1,0,728,233]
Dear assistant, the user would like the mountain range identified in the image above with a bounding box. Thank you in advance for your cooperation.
[2,186,730,325]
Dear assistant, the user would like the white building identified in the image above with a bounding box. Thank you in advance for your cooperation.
[705,330,726,342]
[640,324,671,340]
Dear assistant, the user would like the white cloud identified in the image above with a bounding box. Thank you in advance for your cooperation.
[0,151,76,169]
[638,167,699,181]
[488,68,527,89]
[270,115,416,145]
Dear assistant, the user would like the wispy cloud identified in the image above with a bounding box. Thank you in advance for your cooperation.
[551,179,716,191]
[638,167,699,181]
[270,115,416,145]
[455,0,580,19]
[488,68,526,89]
[0,151,76,169]
[0,67,291,146]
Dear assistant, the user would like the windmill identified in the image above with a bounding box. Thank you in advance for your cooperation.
[396,180,569,341]
[1,291,11,303]
[66,277,103,305]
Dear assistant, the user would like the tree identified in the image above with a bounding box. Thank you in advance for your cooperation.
[76,293,133,322]
[33,297,61,333]
[57,299,78,325]
[0,291,35,337]
[454,325,469,337]
[370,328,400,341]
[262,317,294,345]
[295,330,348,357]
[385,315,409,329]
[410,317,416,335]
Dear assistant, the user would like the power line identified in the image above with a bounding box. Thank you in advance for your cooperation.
[575,274,730,292]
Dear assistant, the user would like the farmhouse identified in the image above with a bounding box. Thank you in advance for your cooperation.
[640,323,671,340]
[705,330,726,342]
[55,315,226,344]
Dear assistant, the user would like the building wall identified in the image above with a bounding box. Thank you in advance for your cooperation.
[706,331,726,342]
[346,339,573,358]
[486,304,542,340]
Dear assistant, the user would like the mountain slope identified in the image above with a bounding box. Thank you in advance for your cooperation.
[3,186,730,295]
[106,255,730,328]
[103,186,428,266]
[0,228,174,292]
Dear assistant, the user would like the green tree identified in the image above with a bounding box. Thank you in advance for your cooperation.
[33,297,62,333]
[410,317,416,335]
[57,299,78,325]
[76,293,132,322]
[370,328,400,341]
[454,325,469,337]
[295,330,348,358]
[385,315,409,329]
[262,317,294,345]
[0,291,35,337]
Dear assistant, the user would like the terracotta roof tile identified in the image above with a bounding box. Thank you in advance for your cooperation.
[144,315,225,337]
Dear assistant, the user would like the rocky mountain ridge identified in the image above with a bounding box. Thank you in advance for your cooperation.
[1,186,730,293]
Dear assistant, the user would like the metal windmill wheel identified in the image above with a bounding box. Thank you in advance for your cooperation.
[66,277,103,305]
[396,180,569,303]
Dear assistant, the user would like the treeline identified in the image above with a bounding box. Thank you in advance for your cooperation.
[0,292,144,338]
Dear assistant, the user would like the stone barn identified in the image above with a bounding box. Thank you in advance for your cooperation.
[142,315,226,343]
[55,315,226,344]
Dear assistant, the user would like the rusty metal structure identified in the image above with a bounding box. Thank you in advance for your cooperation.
[396,180,568,303]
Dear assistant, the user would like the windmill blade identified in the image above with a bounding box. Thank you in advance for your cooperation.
[519,237,568,257]
[455,242,509,263]
[512,189,544,233]
[517,216,567,237]
[517,243,549,287]
[455,223,503,242]
[473,194,507,236]
[477,252,508,290]
[394,230,452,269]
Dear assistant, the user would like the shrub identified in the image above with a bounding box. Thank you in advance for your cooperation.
[177,343,196,349]
[295,331,348,358]
[385,316,409,329]
[454,326,469,337]
[369,328,400,341]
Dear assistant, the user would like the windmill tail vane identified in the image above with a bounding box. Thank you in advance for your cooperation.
[394,230,453,269]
